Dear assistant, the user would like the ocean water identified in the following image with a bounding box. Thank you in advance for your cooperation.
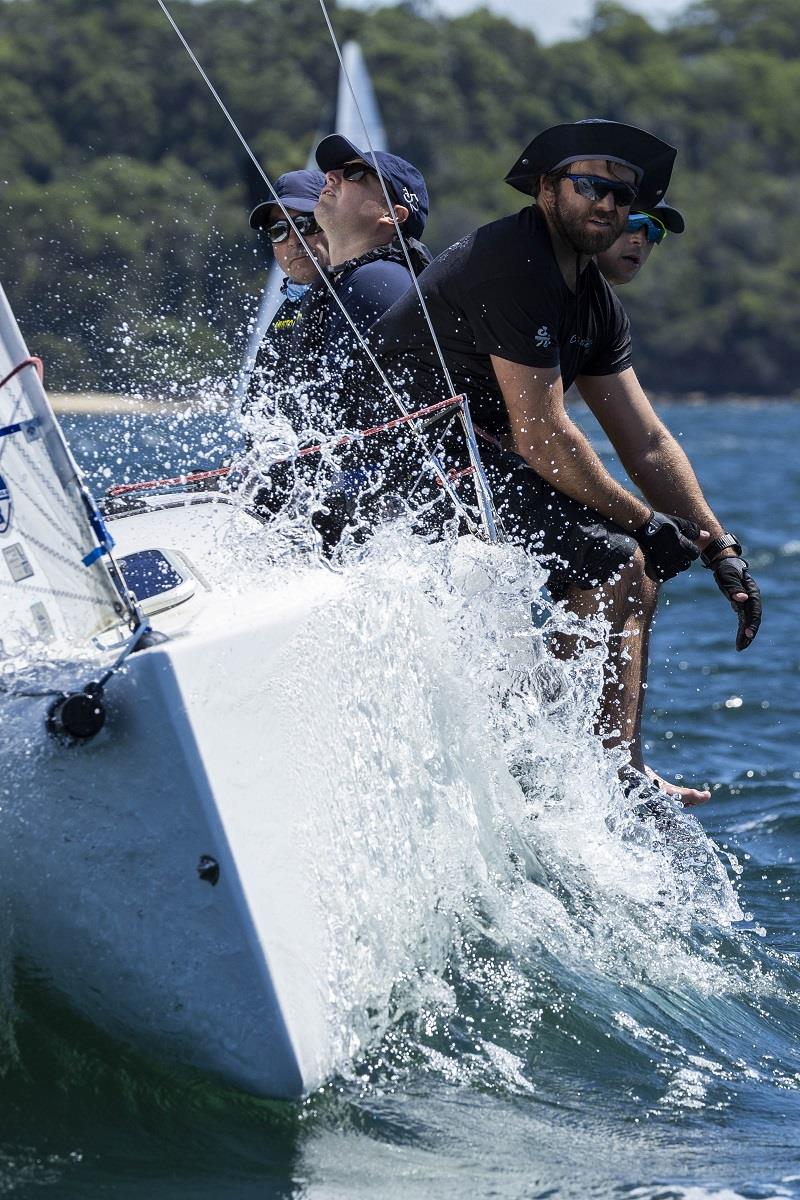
[1,399,798,1198]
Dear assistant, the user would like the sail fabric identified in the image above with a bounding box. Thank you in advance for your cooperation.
[0,282,127,657]
[335,41,387,150]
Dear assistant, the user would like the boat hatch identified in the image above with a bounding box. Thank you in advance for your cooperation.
[117,548,197,615]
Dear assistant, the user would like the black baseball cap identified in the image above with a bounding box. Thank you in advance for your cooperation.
[635,197,685,234]
[249,169,326,229]
[505,119,676,211]
[315,134,429,240]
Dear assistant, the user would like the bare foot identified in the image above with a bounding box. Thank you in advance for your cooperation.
[644,765,710,807]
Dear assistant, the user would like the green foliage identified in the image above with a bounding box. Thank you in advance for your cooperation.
[0,0,798,393]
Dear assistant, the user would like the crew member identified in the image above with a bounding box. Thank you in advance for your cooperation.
[364,119,761,806]
[597,198,684,285]
[289,133,431,432]
[243,168,328,420]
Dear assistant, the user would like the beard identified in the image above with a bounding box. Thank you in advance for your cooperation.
[551,188,625,255]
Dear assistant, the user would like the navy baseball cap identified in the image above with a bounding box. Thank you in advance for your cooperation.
[635,197,685,234]
[315,134,429,240]
[249,169,326,229]
[505,119,676,211]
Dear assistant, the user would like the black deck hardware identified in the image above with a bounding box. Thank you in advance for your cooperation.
[197,855,220,886]
[46,684,106,743]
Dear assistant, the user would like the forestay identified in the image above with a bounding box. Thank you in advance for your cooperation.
[0,281,129,657]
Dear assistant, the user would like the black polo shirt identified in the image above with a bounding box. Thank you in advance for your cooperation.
[369,205,632,439]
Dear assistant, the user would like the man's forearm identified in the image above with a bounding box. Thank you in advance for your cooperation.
[623,428,725,539]
[514,415,650,530]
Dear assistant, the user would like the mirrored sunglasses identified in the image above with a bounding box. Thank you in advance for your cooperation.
[625,213,667,244]
[264,213,321,244]
[564,172,638,209]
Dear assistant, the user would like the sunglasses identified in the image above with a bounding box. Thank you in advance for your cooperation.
[564,172,638,209]
[264,213,321,244]
[625,212,667,244]
[341,160,379,183]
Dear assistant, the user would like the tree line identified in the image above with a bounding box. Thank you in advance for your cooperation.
[1,0,798,396]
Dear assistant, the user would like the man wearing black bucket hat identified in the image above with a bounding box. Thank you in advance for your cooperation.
[366,118,761,808]
[597,198,684,287]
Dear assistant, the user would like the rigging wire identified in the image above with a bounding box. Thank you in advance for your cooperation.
[317,4,456,399]
[154,0,493,539]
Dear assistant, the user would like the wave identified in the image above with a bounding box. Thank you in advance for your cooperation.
[1,437,799,1196]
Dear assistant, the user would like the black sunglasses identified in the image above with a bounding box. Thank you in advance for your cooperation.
[564,172,638,209]
[264,213,321,244]
[341,160,379,183]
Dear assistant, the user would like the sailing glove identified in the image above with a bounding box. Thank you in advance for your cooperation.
[711,556,762,650]
[633,510,701,582]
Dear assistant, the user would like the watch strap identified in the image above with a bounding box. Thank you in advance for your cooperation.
[701,532,742,567]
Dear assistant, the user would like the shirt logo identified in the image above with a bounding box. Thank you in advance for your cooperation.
[569,333,593,350]
[535,325,552,349]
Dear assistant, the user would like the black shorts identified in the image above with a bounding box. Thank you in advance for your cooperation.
[320,427,637,594]
[478,443,637,600]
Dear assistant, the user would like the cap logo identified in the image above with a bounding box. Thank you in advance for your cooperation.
[402,186,419,213]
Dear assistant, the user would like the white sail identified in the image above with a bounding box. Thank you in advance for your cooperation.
[238,40,387,400]
[0,282,129,656]
[335,40,387,150]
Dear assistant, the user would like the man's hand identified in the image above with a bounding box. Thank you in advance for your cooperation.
[633,510,705,582]
[711,556,762,650]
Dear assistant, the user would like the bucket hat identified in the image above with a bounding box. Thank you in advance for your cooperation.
[505,119,676,211]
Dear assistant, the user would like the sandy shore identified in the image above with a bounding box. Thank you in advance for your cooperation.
[50,393,231,415]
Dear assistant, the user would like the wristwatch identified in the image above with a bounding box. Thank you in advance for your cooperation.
[700,532,742,567]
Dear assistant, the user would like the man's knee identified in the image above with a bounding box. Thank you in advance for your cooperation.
[617,546,658,614]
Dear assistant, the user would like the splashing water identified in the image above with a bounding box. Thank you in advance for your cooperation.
[66,407,769,1069]
[196,428,761,1094]
[2,401,800,1198]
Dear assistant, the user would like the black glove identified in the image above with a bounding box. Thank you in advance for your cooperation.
[633,510,701,582]
[711,556,762,651]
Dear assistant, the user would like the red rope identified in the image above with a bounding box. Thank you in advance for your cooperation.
[0,356,44,392]
[435,464,475,488]
[106,466,230,497]
[107,394,465,498]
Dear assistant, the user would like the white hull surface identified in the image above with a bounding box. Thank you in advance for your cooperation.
[3,495,357,1098]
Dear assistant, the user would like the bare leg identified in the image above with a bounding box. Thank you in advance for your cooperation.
[554,549,710,805]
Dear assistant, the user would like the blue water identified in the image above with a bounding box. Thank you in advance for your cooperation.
[3,400,799,1198]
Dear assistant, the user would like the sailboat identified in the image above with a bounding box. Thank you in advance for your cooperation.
[0,27,505,1097]
[0,268,519,1098]
[0,275,370,1097]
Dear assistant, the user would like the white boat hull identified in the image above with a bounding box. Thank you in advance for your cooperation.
[3,495,349,1097]
[4,491,534,1098]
